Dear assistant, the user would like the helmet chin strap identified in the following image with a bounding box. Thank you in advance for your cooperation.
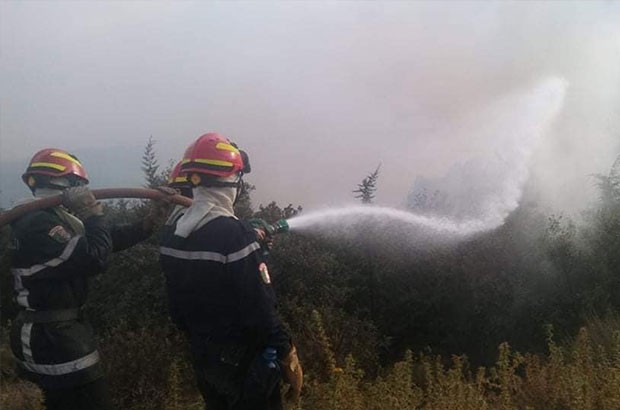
[197,174,243,188]
[233,174,245,206]
[200,180,239,188]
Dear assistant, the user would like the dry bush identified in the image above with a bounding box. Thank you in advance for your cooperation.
[0,333,43,410]
[99,320,201,410]
[294,320,620,410]
[365,351,423,410]
[516,326,620,410]
[301,355,365,410]
[91,312,620,410]
[0,379,44,410]
[421,354,489,410]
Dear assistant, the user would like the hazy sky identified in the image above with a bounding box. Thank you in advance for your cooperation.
[1,1,619,213]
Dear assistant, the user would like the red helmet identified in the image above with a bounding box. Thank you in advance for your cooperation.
[22,148,89,189]
[167,161,189,188]
[181,133,250,181]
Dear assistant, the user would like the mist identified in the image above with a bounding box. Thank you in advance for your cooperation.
[1,1,619,214]
[291,77,568,246]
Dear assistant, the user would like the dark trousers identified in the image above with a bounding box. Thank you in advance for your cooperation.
[196,376,283,410]
[191,350,283,410]
[42,378,115,410]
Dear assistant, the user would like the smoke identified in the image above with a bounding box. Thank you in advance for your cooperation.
[407,77,568,223]
[289,77,568,244]
[234,1,620,213]
[0,2,618,213]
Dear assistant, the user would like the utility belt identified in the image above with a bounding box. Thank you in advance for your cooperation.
[17,308,80,323]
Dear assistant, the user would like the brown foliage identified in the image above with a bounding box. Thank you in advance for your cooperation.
[0,336,43,410]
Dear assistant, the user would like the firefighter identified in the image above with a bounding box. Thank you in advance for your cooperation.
[168,160,193,199]
[166,160,273,252]
[9,148,164,410]
[165,161,192,227]
[159,133,302,410]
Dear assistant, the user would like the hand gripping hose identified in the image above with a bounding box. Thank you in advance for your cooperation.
[0,188,192,228]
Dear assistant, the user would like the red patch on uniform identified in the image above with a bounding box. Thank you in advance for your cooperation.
[48,225,72,243]
[259,262,271,284]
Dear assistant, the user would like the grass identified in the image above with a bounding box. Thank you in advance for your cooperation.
[2,317,620,409]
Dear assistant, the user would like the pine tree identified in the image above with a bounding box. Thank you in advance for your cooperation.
[141,136,160,188]
[353,164,381,204]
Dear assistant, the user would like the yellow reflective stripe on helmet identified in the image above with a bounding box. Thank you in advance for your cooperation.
[30,162,66,171]
[215,143,239,153]
[50,152,82,166]
[173,176,188,183]
[192,158,234,167]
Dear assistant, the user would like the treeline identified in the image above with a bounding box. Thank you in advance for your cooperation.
[1,149,619,409]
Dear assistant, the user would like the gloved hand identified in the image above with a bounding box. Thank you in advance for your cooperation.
[262,347,279,369]
[62,186,103,221]
[281,344,303,402]
[154,186,178,198]
[247,218,274,250]
[247,218,270,236]
[143,186,177,231]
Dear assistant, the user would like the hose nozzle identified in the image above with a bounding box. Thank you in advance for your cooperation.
[265,219,290,236]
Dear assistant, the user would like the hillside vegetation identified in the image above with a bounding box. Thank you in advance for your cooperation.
[1,151,619,409]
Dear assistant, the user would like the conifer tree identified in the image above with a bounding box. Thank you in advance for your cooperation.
[353,164,381,204]
[141,136,160,188]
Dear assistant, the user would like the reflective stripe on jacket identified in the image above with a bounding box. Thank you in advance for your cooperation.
[9,208,150,389]
[160,216,291,356]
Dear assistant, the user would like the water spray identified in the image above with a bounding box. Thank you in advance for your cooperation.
[285,77,569,242]
[0,77,568,247]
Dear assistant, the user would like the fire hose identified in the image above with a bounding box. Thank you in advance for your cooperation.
[0,188,192,229]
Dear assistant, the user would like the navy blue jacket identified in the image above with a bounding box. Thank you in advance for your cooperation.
[9,208,151,389]
[160,216,291,358]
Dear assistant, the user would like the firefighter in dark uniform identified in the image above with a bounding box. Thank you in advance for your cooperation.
[160,133,302,410]
[9,148,162,410]
[164,160,193,227]
[168,160,193,199]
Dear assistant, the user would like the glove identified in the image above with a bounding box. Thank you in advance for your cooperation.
[247,218,270,236]
[143,186,177,231]
[281,344,303,402]
[263,347,278,369]
[247,218,274,250]
[62,186,103,220]
[154,186,178,198]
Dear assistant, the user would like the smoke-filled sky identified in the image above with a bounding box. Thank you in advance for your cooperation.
[1,1,619,214]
